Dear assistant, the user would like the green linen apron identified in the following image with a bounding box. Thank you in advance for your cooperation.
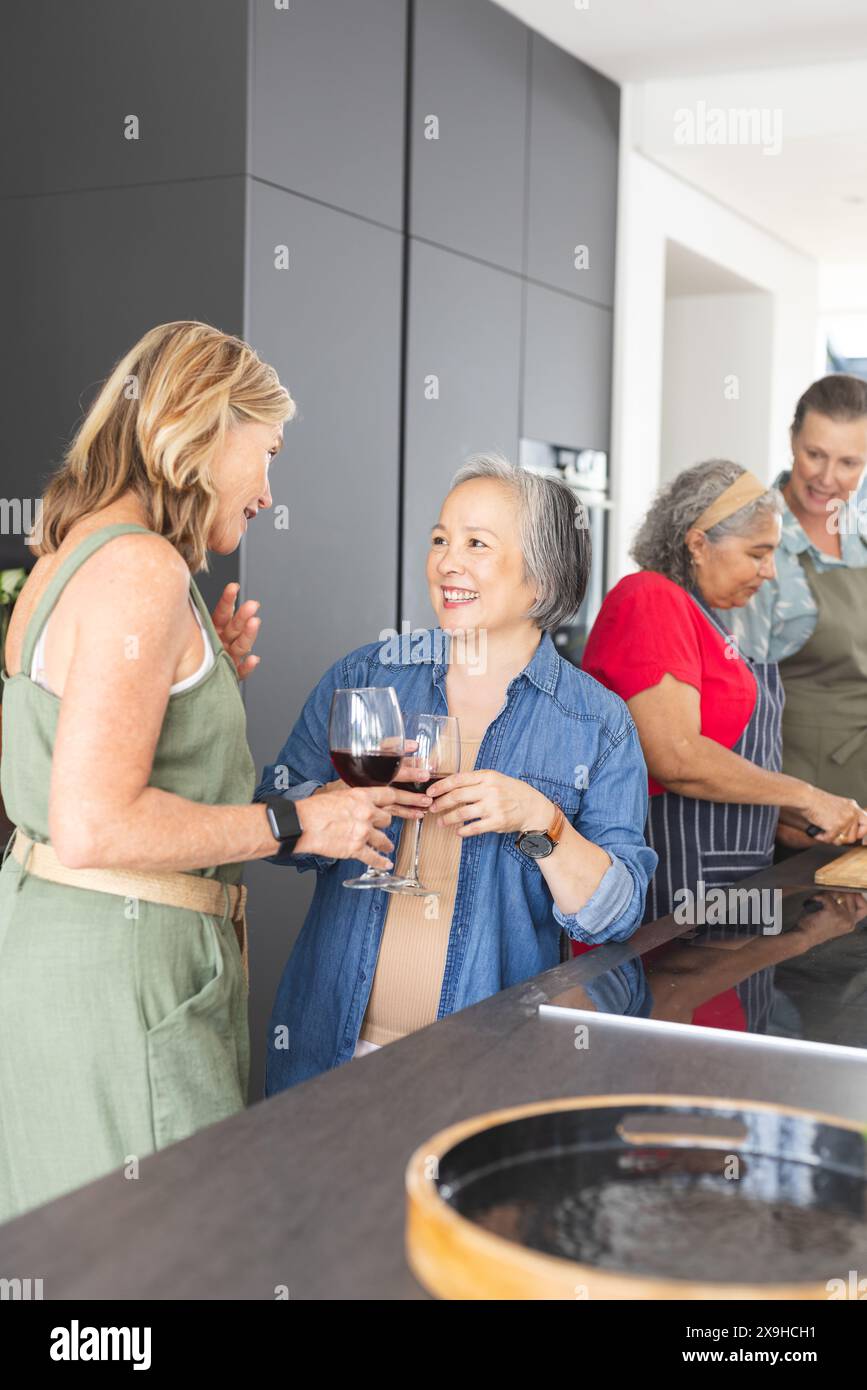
[778,552,867,803]
[0,524,257,1223]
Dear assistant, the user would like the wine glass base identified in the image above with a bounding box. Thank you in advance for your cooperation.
[381,881,438,897]
[343,872,415,890]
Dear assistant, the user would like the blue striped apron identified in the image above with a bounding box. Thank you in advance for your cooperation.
[644,590,784,940]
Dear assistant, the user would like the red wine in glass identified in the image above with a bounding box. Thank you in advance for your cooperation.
[393,771,449,796]
[331,750,402,787]
[327,686,407,890]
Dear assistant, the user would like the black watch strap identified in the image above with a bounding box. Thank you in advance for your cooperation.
[263,795,303,852]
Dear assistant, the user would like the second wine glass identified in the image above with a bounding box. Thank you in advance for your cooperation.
[384,713,461,896]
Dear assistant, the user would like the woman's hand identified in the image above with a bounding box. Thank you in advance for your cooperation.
[294,787,396,868]
[794,787,867,845]
[314,766,432,821]
[427,770,552,838]
[211,582,262,680]
[793,891,867,946]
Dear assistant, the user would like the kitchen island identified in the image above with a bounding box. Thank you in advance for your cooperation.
[2,844,866,1299]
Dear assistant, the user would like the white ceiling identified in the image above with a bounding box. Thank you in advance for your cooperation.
[492,0,867,83]
[493,0,867,263]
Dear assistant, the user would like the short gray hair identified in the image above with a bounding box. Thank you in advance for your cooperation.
[630,459,783,588]
[449,452,590,631]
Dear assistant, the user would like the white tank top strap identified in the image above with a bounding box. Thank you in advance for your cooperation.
[30,593,215,695]
[168,596,215,693]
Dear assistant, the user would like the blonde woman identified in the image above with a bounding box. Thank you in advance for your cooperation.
[0,321,413,1222]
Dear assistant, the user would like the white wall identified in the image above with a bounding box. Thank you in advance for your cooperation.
[610,87,821,581]
[660,289,774,486]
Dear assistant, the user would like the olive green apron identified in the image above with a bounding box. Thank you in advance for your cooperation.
[778,552,867,803]
[0,524,257,1223]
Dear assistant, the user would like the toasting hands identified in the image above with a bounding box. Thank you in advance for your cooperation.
[316,765,432,821]
[295,787,396,869]
[427,769,552,838]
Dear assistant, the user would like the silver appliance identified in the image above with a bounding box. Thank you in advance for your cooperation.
[518,437,611,667]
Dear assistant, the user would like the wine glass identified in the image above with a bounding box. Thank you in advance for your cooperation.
[328,687,405,890]
[383,713,461,896]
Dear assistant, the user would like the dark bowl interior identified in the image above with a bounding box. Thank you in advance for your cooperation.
[437,1102,867,1284]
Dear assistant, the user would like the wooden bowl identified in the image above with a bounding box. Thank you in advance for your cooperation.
[406,1094,867,1300]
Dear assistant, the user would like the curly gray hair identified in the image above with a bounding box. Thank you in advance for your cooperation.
[631,459,782,588]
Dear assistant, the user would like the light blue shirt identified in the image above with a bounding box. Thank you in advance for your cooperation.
[715,469,867,663]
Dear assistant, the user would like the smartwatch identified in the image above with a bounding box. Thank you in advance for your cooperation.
[516,804,565,860]
[263,795,303,853]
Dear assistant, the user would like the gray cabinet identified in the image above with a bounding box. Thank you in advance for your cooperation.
[241,183,403,1097]
[410,0,528,273]
[526,35,619,307]
[0,0,247,197]
[0,176,246,582]
[522,282,613,449]
[401,238,522,629]
[243,182,403,767]
[249,0,408,230]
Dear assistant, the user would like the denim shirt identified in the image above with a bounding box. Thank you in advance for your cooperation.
[255,629,656,1091]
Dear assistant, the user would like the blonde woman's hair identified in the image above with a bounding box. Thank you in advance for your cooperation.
[33,320,296,572]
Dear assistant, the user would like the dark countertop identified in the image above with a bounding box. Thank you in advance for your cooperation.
[2,845,867,1300]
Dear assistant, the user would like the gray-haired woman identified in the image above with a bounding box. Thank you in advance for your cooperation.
[257,454,657,1088]
[583,460,867,924]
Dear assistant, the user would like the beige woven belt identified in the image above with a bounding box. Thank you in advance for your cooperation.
[10,829,249,987]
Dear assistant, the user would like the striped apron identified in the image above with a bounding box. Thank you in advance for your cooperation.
[644,591,785,932]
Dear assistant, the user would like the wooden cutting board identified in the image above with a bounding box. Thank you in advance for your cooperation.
[815,847,867,888]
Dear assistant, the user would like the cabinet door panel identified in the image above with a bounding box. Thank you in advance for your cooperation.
[243,182,403,768]
[242,184,403,1099]
[410,0,528,273]
[526,36,619,306]
[249,0,407,230]
[0,0,247,196]
[402,240,521,628]
[523,283,613,449]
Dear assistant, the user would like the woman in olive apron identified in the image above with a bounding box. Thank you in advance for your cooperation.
[0,524,256,1219]
[722,374,867,841]
[778,558,867,799]
[0,321,397,1223]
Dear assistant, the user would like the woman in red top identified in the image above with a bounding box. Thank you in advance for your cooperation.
[583,460,867,924]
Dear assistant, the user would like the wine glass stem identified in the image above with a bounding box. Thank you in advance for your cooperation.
[410,812,424,885]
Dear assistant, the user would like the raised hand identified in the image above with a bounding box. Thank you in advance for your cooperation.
[211,582,262,681]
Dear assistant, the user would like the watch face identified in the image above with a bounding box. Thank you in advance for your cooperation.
[267,796,301,843]
[519,832,554,860]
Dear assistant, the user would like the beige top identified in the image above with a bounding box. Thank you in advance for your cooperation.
[359,738,482,1046]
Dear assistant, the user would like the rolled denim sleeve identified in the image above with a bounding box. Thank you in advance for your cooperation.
[554,719,657,944]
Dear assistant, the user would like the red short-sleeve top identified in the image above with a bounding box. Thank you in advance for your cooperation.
[581,570,758,797]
